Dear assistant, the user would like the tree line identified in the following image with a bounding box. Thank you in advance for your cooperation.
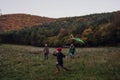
[0,11,120,47]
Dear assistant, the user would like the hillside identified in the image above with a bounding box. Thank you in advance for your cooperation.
[0,11,120,47]
[0,14,56,32]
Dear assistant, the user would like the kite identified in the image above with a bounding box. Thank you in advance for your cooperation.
[70,34,85,43]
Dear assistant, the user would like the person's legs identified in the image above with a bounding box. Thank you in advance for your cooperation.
[72,53,74,59]
[70,53,74,59]
[44,54,46,60]
[70,53,73,58]
[44,53,48,60]
[56,64,60,73]
[46,54,48,60]
[60,64,71,71]
[44,55,47,60]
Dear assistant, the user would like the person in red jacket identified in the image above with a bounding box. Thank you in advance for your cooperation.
[53,47,71,73]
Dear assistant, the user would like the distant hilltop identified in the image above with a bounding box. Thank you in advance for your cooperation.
[0,11,120,32]
[0,14,56,32]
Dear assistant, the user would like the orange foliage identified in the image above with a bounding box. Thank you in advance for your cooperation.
[0,14,56,32]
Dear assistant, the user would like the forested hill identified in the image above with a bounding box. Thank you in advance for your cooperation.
[0,14,56,32]
[0,11,120,47]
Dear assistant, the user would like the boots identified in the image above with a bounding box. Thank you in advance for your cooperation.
[55,67,60,74]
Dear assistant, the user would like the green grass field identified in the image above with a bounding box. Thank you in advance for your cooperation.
[0,44,120,80]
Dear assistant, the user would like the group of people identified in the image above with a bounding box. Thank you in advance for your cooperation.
[43,43,75,74]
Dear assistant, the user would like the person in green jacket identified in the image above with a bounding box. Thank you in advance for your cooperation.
[69,44,75,58]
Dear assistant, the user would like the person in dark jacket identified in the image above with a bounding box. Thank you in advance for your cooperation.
[43,43,49,60]
[53,47,71,73]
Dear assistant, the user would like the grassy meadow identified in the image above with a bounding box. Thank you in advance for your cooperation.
[0,44,120,80]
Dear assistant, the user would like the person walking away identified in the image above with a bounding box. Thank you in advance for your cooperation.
[43,43,49,60]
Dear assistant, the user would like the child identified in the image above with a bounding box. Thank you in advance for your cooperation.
[43,43,49,60]
[53,47,71,74]
[69,44,75,58]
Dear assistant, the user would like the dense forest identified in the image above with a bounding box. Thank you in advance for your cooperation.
[0,11,120,47]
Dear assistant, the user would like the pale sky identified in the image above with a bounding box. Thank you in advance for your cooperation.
[0,0,120,18]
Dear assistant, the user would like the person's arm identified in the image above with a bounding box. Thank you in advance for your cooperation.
[62,53,65,58]
[53,53,57,56]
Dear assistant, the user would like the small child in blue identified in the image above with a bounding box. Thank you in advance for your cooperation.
[53,47,71,73]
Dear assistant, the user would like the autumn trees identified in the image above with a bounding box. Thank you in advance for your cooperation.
[0,11,120,47]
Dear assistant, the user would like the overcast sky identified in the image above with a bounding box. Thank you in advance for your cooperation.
[0,0,120,18]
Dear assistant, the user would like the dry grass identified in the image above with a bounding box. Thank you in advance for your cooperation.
[0,44,120,80]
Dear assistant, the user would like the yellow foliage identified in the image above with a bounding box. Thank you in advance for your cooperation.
[81,27,93,41]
